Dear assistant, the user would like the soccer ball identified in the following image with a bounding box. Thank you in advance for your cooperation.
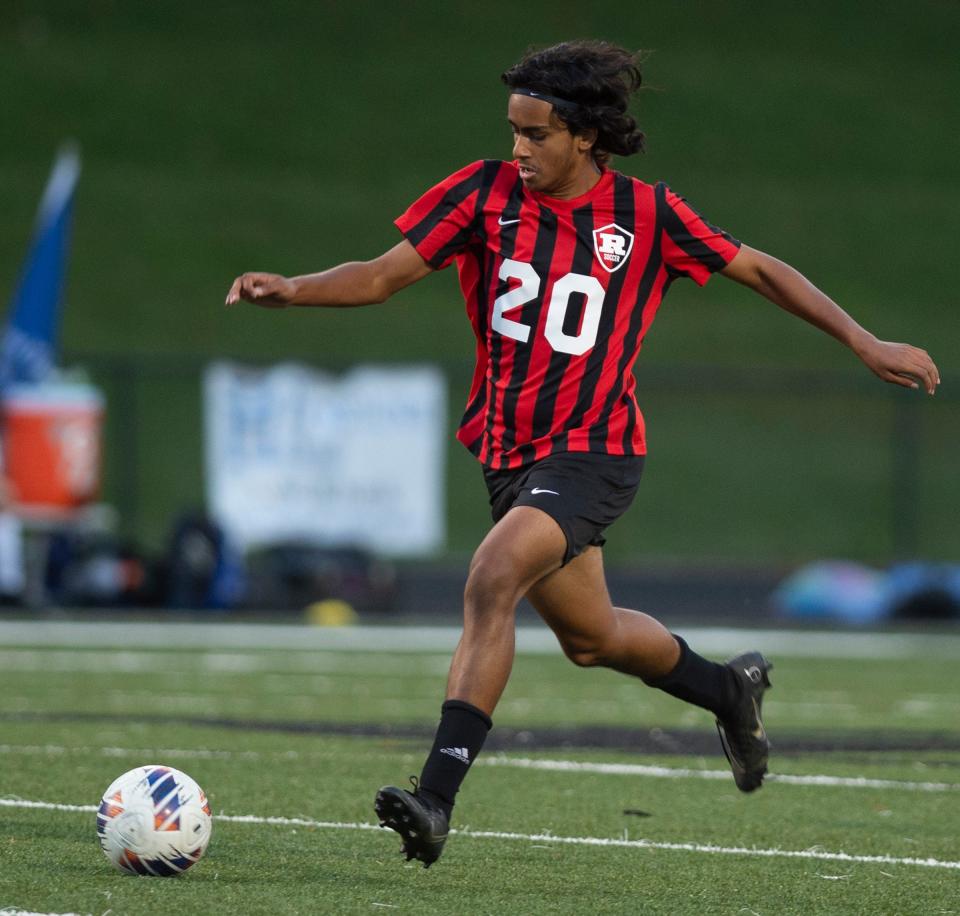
[96,765,213,876]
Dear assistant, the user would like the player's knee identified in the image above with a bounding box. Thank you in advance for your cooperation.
[463,551,523,616]
[560,637,610,668]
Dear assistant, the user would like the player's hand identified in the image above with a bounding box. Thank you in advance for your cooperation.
[855,336,941,395]
[225,272,297,308]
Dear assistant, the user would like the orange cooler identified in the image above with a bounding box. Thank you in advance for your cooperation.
[2,383,104,510]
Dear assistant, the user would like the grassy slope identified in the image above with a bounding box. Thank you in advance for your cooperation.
[0,1,957,559]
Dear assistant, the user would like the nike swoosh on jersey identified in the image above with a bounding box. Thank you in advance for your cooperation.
[498,216,521,226]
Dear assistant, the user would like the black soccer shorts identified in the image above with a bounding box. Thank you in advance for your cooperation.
[482,451,645,566]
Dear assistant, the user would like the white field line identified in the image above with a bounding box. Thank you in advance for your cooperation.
[2,621,960,659]
[0,744,263,761]
[2,743,956,793]
[0,648,451,675]
[0,744,330,763]
[2,796,958,872]
[0,910,90,916]
[479,756,960,792]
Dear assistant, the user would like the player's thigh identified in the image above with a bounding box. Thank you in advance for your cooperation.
[525,546,617,644]
[467,505,567,607]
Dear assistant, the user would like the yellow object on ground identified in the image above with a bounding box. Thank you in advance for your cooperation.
[304,599,358,627]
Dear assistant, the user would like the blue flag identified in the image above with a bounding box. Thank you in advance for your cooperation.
[1,144,81,388]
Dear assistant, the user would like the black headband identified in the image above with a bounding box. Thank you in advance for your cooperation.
[511,87,581,115]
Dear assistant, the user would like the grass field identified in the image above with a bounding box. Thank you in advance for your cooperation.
[1,619,958,915]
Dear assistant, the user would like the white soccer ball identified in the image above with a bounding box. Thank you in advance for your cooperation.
[96,765,213,876]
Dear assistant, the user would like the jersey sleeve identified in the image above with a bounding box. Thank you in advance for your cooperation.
[656,183,741,286]
[394,161,488,270]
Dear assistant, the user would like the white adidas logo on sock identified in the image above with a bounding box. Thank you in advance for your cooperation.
[439,746,470,764]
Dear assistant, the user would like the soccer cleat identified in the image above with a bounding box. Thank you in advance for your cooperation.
[374,782,449,868]
[715,651,773,792]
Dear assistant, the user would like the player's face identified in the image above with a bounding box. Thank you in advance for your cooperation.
[507,94,599,199]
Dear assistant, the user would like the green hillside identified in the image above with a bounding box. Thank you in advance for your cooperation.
[1,1,957,561]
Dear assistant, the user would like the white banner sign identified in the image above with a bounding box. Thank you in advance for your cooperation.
[204,362,446,556]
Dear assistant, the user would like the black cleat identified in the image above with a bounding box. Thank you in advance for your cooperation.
[716,651,773,792]
[374,782,449,868]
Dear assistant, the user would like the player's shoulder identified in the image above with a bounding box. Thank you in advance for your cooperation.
[446,159,515,178]
[647,179,687,203]
[476,159,521,187]
[431,159,515,194]
[620,176,686,215]
[604,167,659,200]
[603,169,661,215]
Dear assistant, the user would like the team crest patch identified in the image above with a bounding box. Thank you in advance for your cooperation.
[592,223,634,273]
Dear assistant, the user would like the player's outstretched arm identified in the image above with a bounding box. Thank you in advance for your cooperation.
[224,239,433,309]
[721,245,940,395]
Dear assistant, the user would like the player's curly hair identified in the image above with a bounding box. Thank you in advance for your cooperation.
[501,40,646,165]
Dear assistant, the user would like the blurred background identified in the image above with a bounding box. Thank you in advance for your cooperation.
[0,0,957,623]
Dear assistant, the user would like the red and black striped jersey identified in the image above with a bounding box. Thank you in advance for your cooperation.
[395,159,740,469]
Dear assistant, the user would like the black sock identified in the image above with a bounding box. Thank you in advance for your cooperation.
[643,636,739,718]
[418,699,492,815]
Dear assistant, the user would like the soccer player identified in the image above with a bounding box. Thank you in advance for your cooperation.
[226,40,940,867]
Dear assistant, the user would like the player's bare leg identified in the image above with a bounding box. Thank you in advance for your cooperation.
[526,545,681,678]
[446,505,567,714]
[376,506,566,866]
[527,547,773,792]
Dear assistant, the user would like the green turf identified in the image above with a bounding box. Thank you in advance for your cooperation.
[2,737,958,915]
[1,644,958,731]
[2,629,959,913]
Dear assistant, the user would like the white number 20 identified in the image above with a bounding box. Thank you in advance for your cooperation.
[491,258,605,357]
